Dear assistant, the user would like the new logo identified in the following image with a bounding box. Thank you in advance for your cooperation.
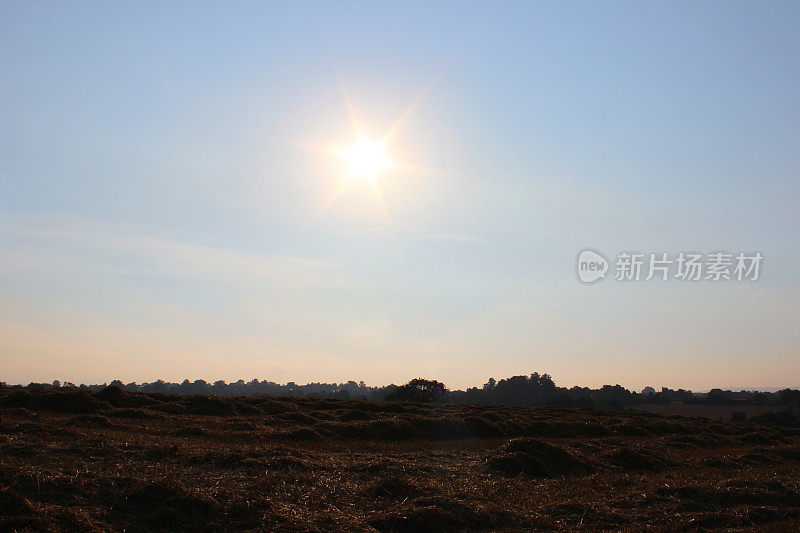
[577,249,608,284]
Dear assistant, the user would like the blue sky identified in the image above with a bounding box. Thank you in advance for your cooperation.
[1,2,798,389]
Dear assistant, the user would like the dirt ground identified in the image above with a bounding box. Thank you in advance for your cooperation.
[1,388,799,531]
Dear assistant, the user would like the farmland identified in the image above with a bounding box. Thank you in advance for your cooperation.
[1,388,799,531]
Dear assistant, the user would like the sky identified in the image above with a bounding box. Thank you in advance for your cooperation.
[1,2,798,391]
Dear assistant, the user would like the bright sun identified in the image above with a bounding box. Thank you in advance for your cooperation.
[287,83,434,224]
[345,137,392,183]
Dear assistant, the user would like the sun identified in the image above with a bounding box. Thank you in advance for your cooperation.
[345,137,392,183]
[282,81,436,224]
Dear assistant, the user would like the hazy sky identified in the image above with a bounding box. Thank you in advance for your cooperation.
[1,2,798,390]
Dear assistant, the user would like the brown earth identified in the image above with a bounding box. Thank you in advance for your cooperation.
[1,388,799,531]
[628,403,786,421]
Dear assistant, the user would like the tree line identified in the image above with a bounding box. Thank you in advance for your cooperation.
[3,373,798,413]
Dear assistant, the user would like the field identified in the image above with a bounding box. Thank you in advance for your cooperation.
[1,388,799,531]
[627,403,784,421]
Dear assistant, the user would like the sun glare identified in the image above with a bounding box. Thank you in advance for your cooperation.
[345,137,392,183]
[287,82,436,224]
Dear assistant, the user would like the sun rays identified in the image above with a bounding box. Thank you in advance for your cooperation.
[280,79,437,227]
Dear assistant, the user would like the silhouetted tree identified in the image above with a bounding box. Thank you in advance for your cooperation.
[386,378,447,402]
[6,373,794,414]
[707,388,726,404]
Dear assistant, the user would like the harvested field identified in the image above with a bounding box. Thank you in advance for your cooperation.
[1,388,799,531]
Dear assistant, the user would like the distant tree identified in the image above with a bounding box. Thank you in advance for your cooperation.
[594,384,633,409]
[370,385,396,401]
[342,380,359,393]
[192,379,210,394]
[386,378,447,402]
[707,388,726,404]
[493,375,541,405]
[779,389,800,407]
[540,374,556,395]
[149,379,169,394]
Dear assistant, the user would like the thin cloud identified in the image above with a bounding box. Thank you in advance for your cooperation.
[0,213,348,290]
